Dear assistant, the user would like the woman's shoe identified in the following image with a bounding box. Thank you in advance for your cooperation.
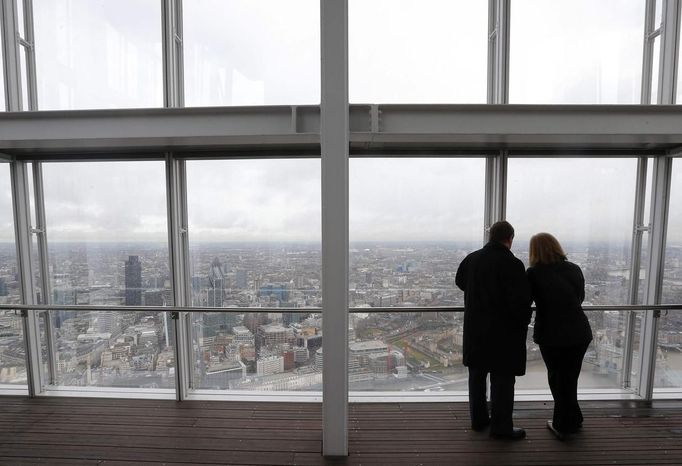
[546,420,566,441]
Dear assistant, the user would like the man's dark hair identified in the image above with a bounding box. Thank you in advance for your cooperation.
[489,221,515,243]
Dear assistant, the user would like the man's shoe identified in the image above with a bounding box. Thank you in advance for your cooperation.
[489,427,526,440]
[471,419,490,432]
[546,420,566,441]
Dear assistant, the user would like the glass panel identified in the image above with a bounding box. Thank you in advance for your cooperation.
[349,158,484,391]
[183,0,320,106]
[654,310,682,390]
[349,0,487,104]
[657,158,682,392]
[186,159,321,392]
[517,310,639,391]
[510,0,644,104]
[350,311,637,392]
[663,160,682,305]
[0,20,5,111]
[47,309,175,389]
[40,161,172,390]
[651,35,661,104]
[0,310,25,386]
[349,311,466,391]
[678,9,682,104]
[0,164,21,304]
[350,158,485,308]
[33,0,163,110]
[19,47,29,110]
[507,158,637,390]
[0,163,25,387]
[191,311,321,390]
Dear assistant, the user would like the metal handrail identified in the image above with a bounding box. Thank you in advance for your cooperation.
[0,303,680,313]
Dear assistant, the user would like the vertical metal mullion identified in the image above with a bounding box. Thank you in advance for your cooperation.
[639,156,672,399]
[10,160,42,396]
[21,0,37,110]
[641,0,658,104]
[659,0,681,103]
[31,162,55,384]
[321,0,348,457]
[1,0,23,111]
[162,0,184,108]
[166,154,191,401]
[484,151,508,242]
[487,0,510,105]
[496,0,510,104]
[486,0,498,104]
[622,157,648,389]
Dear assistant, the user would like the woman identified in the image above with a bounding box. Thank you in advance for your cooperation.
[527,233,593,441]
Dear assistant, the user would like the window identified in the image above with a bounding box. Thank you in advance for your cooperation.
[507,158,638,390]
[185,159,321,391]
[349,0,487,103]
[33,0,163,110]
[183,0,320,106]
[40,161,173,389]
[509,0,644,104]
[349,158,484,391]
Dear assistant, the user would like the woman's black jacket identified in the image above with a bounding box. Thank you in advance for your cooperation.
[527,260,593,347]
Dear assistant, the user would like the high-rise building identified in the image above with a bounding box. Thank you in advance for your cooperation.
[124,256,142,306]
[207,258,225,308]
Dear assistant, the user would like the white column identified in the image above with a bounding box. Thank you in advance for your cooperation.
[321,0,348,457]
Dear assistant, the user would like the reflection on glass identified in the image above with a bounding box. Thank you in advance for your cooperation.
[510,0,643,103]
[186,159,321,309]
[654,311,682,391]
[42,161,170,307]
[507,158,637,305]
[191,312,321,391]
[45,310,174,389]
[33,0,163,110]
[0,311,26,386]
[183,0,320,106]
[186,160,320,391]
[349,0,487,103]
[350,158,485,308]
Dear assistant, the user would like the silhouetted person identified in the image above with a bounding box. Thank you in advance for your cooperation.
[527,233,593,441]
[456,221,532,440]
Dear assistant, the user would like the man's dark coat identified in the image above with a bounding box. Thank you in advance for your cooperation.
[455,241,533,376]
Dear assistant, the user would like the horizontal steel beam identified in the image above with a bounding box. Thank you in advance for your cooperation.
[0,106,320,154]
[1,105,682,155]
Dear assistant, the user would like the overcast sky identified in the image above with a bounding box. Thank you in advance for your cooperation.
[0,1,680,246]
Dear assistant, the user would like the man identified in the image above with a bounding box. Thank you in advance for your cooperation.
[455,221,532,440]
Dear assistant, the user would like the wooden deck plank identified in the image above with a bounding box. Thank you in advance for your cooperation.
[0,396,681,465]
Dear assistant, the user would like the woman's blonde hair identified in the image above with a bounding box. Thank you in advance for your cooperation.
[529,232,567,266]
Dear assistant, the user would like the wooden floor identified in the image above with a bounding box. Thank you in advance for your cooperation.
[0,397,681,465]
